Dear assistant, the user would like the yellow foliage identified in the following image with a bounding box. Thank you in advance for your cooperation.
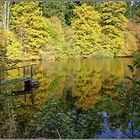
[120,31,138,56]
[0,30,7,68]
[72,3,101,58]
[6,31,23,60]
[72,71,102,110]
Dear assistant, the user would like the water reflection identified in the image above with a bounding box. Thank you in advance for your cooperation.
[22,58,131,109]
[1,58,140,138]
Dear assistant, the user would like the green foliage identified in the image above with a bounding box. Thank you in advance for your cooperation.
[135,2,140,23]
[126,1,140,22]
[65,2,78,25]
[39,2,77,26]
[97,56,140,138]
[24,98,102,138]
[39,2,67,26]
[63,27,76,58]
[42,16,66,60]
[101,75,119,97]
[0,81,18,138]
[72,4,101,58]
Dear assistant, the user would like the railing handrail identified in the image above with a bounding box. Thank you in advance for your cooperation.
[0,64,36,85]
[0,64,36,71]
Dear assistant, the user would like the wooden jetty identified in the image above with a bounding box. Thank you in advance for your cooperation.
[0,64,39,92]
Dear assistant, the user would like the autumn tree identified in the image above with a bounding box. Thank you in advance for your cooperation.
[10,2,49,60]
[6,31,22,60]
[100,1,128,56]
[72,4,101,58]
[0,30,7,67]
[43,16,66,60]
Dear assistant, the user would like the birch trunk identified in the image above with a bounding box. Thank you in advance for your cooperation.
[3,1,10,30]
[4,1,7,30]
[7,1,10,30]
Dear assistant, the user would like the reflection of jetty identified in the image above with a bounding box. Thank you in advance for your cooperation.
[0,64,39,93]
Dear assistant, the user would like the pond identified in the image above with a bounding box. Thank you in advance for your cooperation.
[1,58,140,138]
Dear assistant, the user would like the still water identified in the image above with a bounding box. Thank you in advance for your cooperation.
[1,58,140,138]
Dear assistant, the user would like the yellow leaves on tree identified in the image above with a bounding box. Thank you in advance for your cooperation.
[10,2,49,60]
[72,4,101,58]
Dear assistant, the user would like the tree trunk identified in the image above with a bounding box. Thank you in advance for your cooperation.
[3,1,10,30]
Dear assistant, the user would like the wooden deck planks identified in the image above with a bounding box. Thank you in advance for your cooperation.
[0,76,31,86]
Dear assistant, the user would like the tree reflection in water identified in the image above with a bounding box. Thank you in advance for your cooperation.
[1,58,140,138]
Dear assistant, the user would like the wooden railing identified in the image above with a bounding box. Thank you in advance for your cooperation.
[0,64,36,86]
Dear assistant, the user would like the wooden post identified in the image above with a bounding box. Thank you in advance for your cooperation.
[24,80,31,92]
[24,94,26,103]
[30,65,33,79]
[31,91,35,105]
[0,71,2,93]
[0,69,4,93]
[23,67,26,77]
[0,71,2,84]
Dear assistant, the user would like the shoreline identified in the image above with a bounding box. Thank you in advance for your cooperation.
[7,56,134,63]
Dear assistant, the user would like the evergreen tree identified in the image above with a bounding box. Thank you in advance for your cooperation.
[135,2,140,23]
[72,4,101,58]
[125,1,140,22]
[39,2,77,26]
[39,2,67,25]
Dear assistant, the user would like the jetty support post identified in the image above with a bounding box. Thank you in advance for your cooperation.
[23,67,26,77]
[30,65,33,79]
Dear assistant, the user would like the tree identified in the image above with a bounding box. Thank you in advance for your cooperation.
[135,2,140,23]
[10,2,49,60]
[0,2,10,30]
[39,2,78,26]
[125,1,140,22]
[97,56,140,138]
[100,1,128,56]
[122,30,137,56]
[0,2,4,29]
[39,2,67,25]
[65,2,78,25]
[42,16,66,60]
[72,4,101,58]
[6,31,22,60]
[0,29,7,69]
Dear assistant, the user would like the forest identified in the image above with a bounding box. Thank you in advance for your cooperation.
[0,1,140,61]
[0,1,140,139]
